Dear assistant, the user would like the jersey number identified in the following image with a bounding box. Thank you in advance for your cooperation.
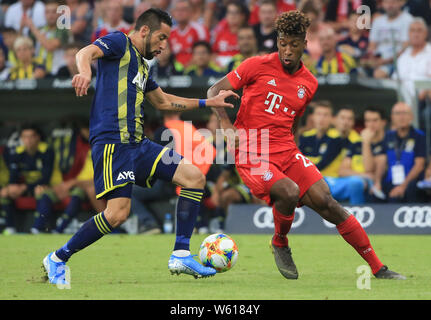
[295,153,313,168]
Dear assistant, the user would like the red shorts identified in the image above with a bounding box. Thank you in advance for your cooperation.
[235,148,323,205]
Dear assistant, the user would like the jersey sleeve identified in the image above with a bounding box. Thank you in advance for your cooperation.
[226,56,259,90]
[144,73,159,93]
[93,32,127,60]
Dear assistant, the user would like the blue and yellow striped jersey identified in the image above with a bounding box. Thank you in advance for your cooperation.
[7,142,55,188]
[345,130,365,173]
[90,32,159,145]
[299,128,347,177]
[314,51,357,76]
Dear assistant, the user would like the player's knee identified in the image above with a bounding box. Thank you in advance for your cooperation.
[271,180,300,206]
[183,167,206,189]
[105,199,131,227]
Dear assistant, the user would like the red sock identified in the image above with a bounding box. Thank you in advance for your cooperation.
[272,207,294,247]
[336,215,384,274]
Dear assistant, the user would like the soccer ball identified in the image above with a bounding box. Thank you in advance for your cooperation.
[199,233,238,273]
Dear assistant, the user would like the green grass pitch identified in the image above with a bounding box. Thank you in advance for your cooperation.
[0,234,430,300]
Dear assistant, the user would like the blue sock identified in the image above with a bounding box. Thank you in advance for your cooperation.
[56,195,82,233]
[55,212,112,262]
[174,188,204,251]
[33,194,53,231]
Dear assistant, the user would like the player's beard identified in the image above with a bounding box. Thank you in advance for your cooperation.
[143,36,154,60]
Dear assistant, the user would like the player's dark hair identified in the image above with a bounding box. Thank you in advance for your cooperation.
[135,8,172,31]
[364,106,386,120]
[275,10,311,40]
[192,41,212,54]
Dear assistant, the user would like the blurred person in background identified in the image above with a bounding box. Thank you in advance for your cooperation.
[21,0,71,76]
[300,0,323,67]
[8,36,45,79]
[394,17,431,126]
[337,11,369,62]
[252,0,278,54]
[4,0,46,36]
[366,0,413,79]
[360,106,388,200]
[184,41,223,77]
[0,143,11,233]
[314,25,357,75]
[212,0,249,68]
[66,0,93,44]
[169,0,209,67]
[226,25,258,72]
[403,0,431,25]
[91,0,132,43]
[334,107,372,204]
[1,27,18,67]
[2,124,55,234]
[149,42,184,79]
[324,0,377,33]
[0,46,9,80]
[374,102,426,202]
[248,0,296,26]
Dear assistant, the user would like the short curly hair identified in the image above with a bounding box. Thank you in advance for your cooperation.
[275,10,311,40]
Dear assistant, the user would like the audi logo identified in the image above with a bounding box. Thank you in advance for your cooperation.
[253,207,305,229]
[393,206,431,228]
[323,206,375,229]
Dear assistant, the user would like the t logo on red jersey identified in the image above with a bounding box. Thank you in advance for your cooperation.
[264,92,283,114]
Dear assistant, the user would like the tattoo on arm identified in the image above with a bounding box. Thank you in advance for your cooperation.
[170,102,187,109]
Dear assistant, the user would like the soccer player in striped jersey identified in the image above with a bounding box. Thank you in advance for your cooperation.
[42,8,238,285]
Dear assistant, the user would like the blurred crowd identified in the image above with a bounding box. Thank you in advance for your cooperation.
[0,0,430,85]
[1,99,431,235]
[1,0,431,235]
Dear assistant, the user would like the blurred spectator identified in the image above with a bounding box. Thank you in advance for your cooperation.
[4,0,46,36]
[252,0,278,54]
[212,0,249,68]
[57,42,97,78]
[0,144,11,233]
[324,0,377,32]
[314,26,357,75]
[0,46,9,80]
[301,0,323,66]
[337,12,369,61]
[8,36,45,80]
[226,25,258,72]
[169,0,210,67]
[67,0,93,44]
[403,0,431,25]
[91,0,131,43]
[2,124,54,234]
[299,101,346,178]
[184,41,224,77]
[360,106,387,176]
[394,18,431,105]
[150,0,172,12]
[1,27,18,67]
[39,121,106,234]
[366,0,413,79]
[190,0,216,30]
[132,1,152,29]
[417,161,431,194]
[249,0,296,26]
[334,107,371,204]
[21,0,71,76]
[149,42,183,79]
[374,102,426,202]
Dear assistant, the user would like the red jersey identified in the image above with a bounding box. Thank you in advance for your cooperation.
[226,52,318,154]
[91,21,131,43]
[169,22,210,66]
[212,19,240,61]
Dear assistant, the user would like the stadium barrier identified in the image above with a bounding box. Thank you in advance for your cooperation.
[225,203,431,235]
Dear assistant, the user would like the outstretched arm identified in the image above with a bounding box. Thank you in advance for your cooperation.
[207,76,237,131]
[72,44,104,97]
[145,86,239,111]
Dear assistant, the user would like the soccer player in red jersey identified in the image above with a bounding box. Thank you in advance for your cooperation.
[208,10,405,280]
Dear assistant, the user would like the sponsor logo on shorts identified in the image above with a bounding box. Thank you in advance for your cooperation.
[116,171,135,181]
